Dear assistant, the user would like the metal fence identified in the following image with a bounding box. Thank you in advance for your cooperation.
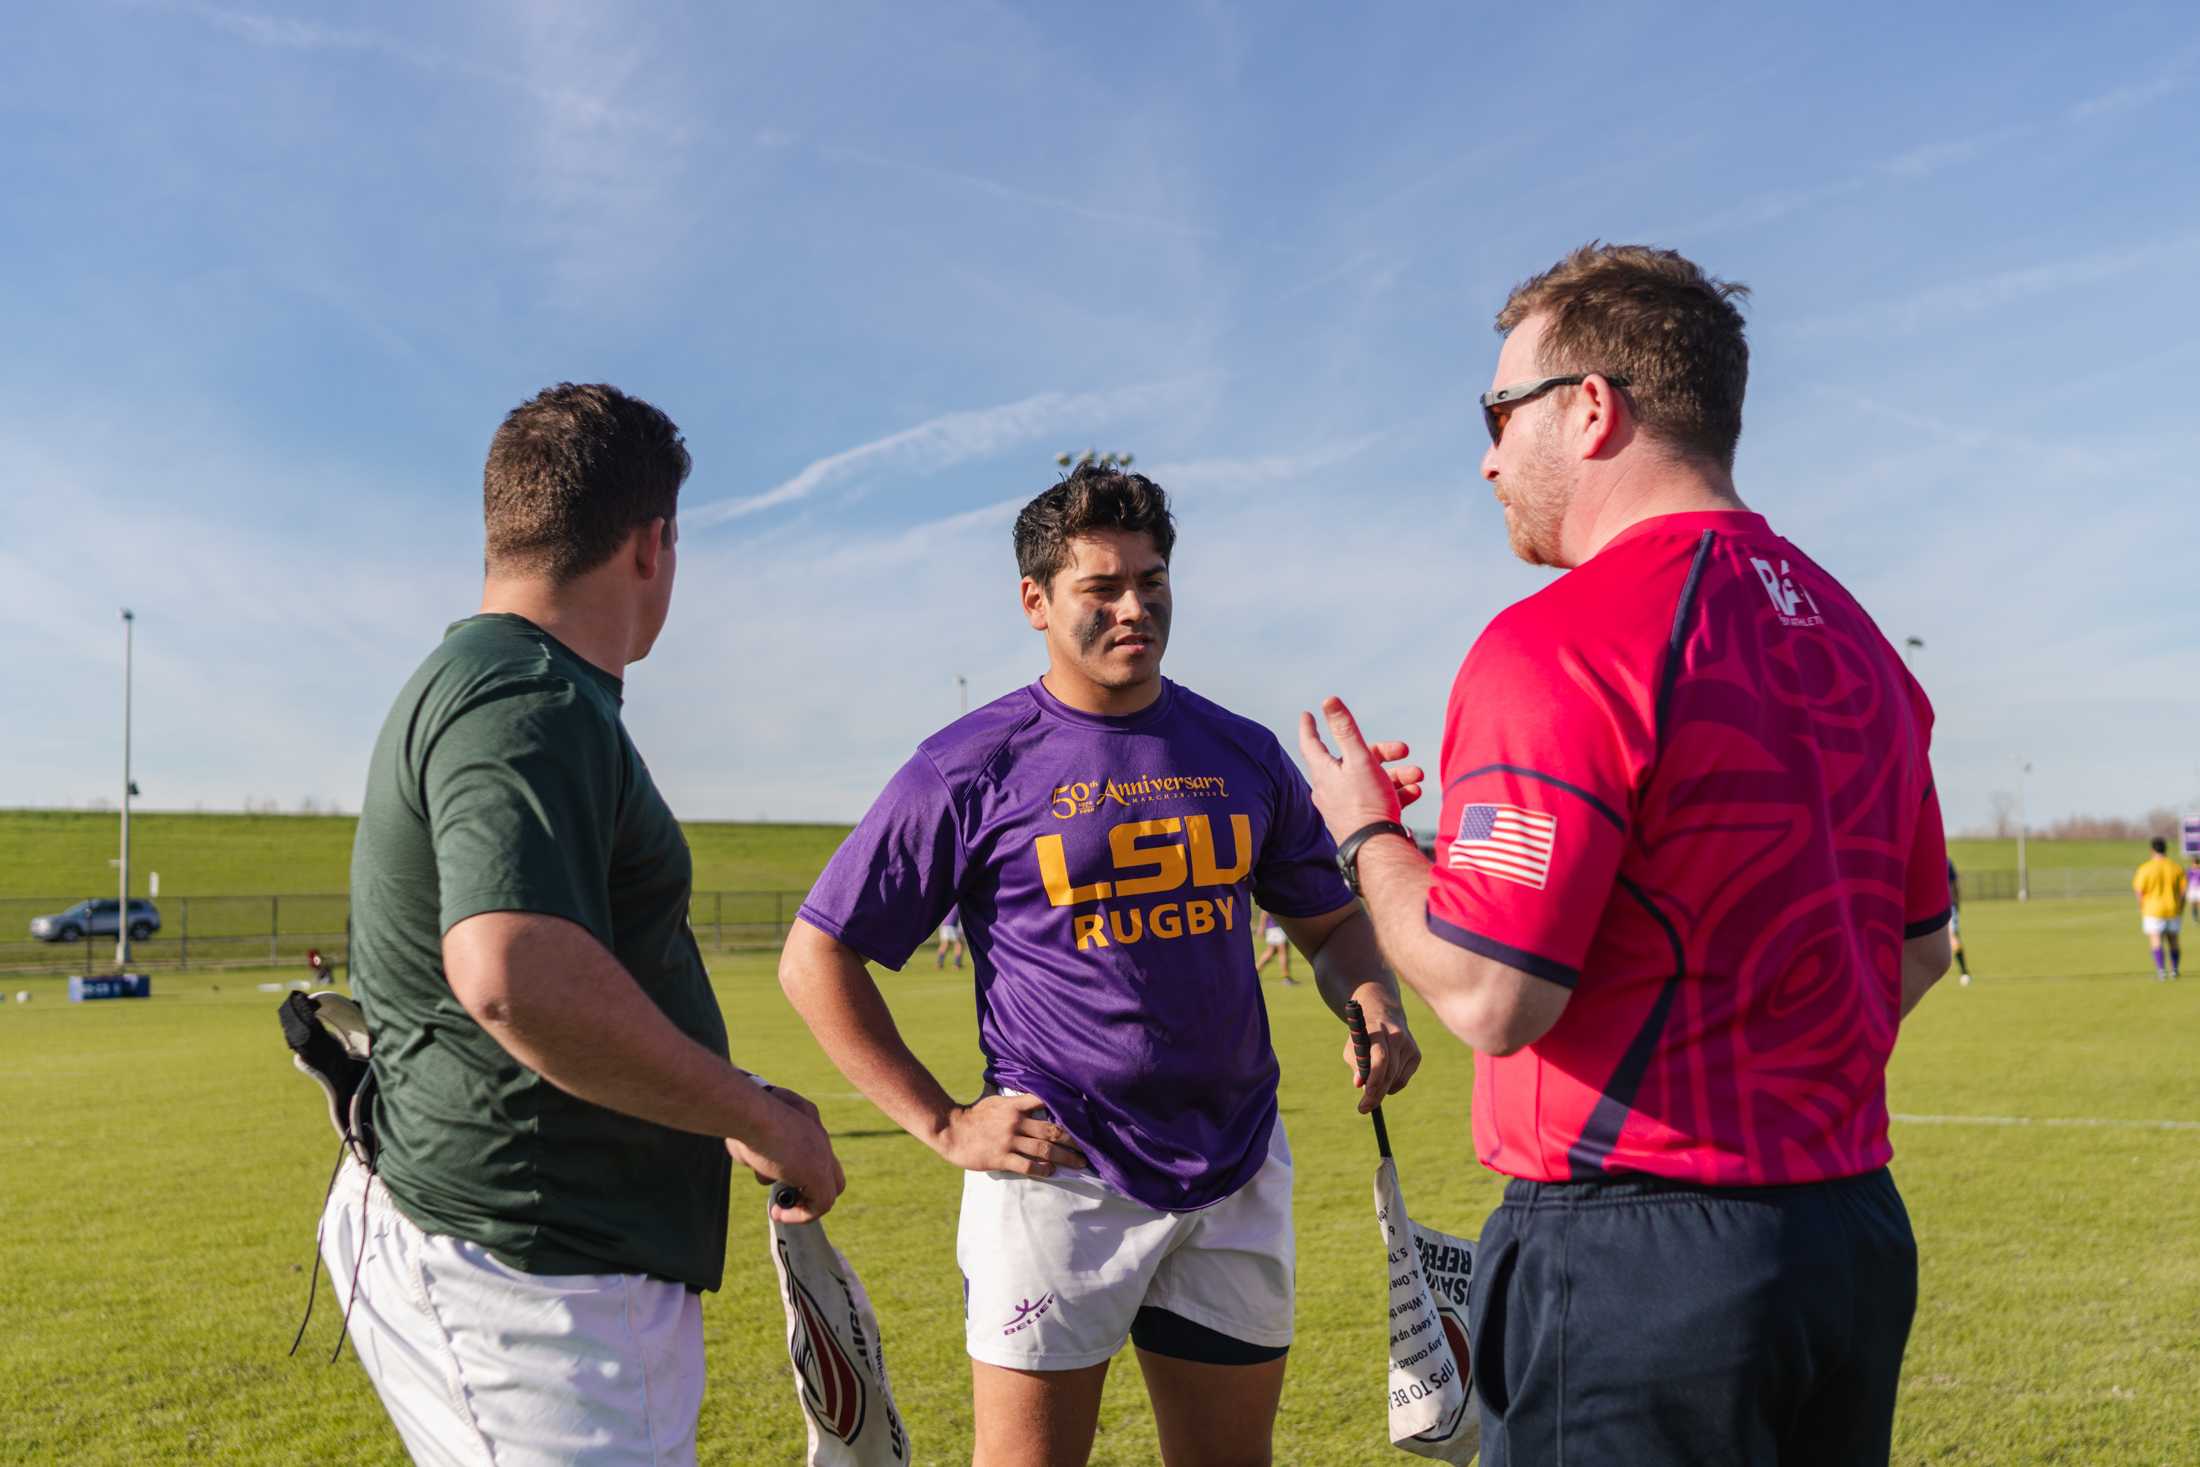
[0,870,2149,976]
[1958,867,2136,902]
[0,891,810,977]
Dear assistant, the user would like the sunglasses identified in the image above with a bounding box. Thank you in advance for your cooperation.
[1480,372,1629,446]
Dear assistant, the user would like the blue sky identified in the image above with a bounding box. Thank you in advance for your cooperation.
[3,1,2196,831]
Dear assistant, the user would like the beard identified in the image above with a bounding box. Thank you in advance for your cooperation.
[1502,431,1569,568]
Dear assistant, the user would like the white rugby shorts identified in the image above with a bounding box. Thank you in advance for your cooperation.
[957,1115,1294,1371]
[319,1158,706,1466]
[2143,915,2182,937]
[1262,925,1287,947]
[939,924,962,942]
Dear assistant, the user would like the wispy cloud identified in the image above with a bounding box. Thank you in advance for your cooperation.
[1277,248,1410,302]
[186,5,379,53]
[1191,0,1248,86]
[1671,120,2025,240]
[162,0,691,141]
[1677,177,1869,238]
[783,425,1399,568]
[1141,430,1394,496]
[816,143,1224,242]
[686,379,1202,526]
[498,4,704,291]
[159,0,710,295]
[1801,232,2200,335]
[2068,45,2197,120]
[1877,124,2033,180]
[1670,55,2192,245]
[2069,74,2183,118]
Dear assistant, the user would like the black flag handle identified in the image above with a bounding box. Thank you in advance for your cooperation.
[1344,999,1393,1159]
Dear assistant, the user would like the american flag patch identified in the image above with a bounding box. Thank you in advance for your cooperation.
[1449,803,1559,889]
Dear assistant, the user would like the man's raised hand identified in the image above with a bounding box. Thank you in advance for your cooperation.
[1297,695,1426,840]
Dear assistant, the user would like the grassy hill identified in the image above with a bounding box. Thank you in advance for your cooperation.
[0,809,851,901]
[1944,837,2164,872]
[2,810,2159,905]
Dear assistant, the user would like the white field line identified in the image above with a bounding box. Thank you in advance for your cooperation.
[805,1107,2200,1132]
[1892,1112,2200,1133]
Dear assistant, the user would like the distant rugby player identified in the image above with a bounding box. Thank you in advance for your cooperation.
[1252,902,1299,985]
[936,902,966,969]
[1298,245,1951,1466]
[780,464,1419,1467]
[2133,837,2183,980]
[1948,857,1972,985]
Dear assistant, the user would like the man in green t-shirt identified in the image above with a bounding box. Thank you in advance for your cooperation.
[326,383,842,1465]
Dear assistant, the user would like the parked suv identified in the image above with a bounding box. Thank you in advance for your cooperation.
[27,898,162,943]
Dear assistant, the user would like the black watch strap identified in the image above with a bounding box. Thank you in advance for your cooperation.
[1335,820,1413,896]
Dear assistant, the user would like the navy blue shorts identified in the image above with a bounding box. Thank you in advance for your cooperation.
[1469,1167,1917,1467]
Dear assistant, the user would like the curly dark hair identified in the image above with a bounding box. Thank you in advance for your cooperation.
[1013,462,1177,590]
[483,382,691,581]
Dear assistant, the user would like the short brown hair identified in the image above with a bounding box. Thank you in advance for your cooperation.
[483,383,691,580]
[1013,462,1177,590]
[1496,243,1751,468]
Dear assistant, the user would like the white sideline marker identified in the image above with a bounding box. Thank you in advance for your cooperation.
[1892,1112,2200,1133]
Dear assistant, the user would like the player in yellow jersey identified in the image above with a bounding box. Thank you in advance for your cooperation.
[2133,837,2184,980]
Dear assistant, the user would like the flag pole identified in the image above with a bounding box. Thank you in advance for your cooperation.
[1345,999,1392,1159]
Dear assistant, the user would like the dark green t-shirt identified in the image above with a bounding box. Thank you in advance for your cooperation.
[350,613,731,1290]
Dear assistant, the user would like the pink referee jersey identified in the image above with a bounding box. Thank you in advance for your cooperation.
[1429,510,1949,1186]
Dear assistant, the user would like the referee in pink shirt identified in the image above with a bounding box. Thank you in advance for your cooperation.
[1300,244,1954,1465]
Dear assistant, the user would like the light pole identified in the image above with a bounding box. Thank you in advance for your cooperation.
[117,608,135,969]
[2016,760,2032,903]
[957,675,968,716]
[1903,636,1924,670]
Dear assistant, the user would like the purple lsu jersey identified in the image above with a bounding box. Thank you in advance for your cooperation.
[798,678,1352,1212]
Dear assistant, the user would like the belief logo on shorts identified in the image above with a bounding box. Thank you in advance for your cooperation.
[1002,1292,1057,1337]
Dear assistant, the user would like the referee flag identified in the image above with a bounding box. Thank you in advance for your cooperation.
[767,1193,911,1465]
[1375,1157,1479,1462]
[1348,999,1478,1462]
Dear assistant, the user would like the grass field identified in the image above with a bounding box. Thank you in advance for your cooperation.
[2,894,2194,1465]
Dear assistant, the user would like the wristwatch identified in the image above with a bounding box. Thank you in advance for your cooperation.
[1335,820,1413,897]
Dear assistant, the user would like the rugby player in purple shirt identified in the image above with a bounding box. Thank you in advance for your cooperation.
[780,464,1419,1467]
